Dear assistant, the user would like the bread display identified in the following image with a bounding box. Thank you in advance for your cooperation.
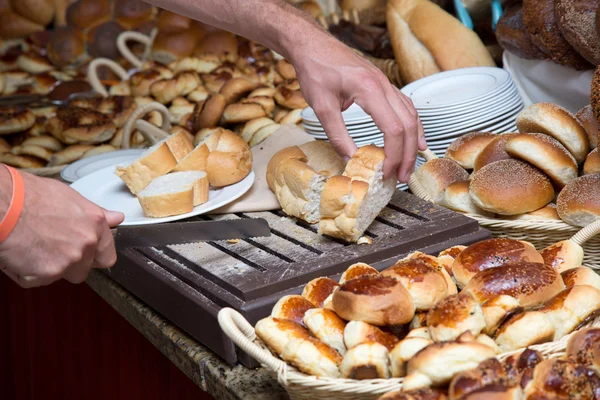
[385,0,494,84]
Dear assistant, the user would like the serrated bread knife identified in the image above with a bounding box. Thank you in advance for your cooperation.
[110,218,271,249]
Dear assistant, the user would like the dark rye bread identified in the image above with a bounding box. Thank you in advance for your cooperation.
[495,2,546,60]
[556,0,600,66]
[522,0,592,70]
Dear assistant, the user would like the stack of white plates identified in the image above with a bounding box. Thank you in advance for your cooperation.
[300,104,422,190]
[400,67,524,162]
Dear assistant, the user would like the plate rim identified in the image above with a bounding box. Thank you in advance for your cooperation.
[60,149,147,183]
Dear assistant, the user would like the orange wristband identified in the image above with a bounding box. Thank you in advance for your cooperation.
[0,165,24,244]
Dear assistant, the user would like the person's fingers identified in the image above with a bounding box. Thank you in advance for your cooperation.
[312,97,357,160]
[92,222,118,270]
[63,241,96,284]
[102,209,124,227]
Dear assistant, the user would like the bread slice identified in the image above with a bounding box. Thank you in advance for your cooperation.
[319,145,396,242]
[137,171,209,218]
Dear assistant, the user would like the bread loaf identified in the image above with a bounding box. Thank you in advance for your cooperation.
[386,0,494,84]
[495,2,546,60]
[556,174,600,226]
[555,0,600,66]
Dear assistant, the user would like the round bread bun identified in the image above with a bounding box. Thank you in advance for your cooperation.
[380,257,451,311]
[557,174,600,226]
[445,132,497,170]
[502,203,561,222]
[155,9,191,32]
[66,0,111,32]
[451,238,543,289]
[222,102,268,124]
[0,152,44,168]
[0,108,36,135]
[495,2,546,60]
[339,263,379,285]
[555,0,600,66]
[523,359,599,399]
[332,275,415,326]
[302,277,339,308]
[427,293,486,343]
[584,149,600,175]
[46,26,86,68]
[87,21,125,60]
[470,159,555,215]
[152,29,198,65]
[540,239,584,273]
[516,103,590,164]
[191,94,227,131]
[440,180,494,217]
[521,0,591,70]
[473,133,517,171]
[113,0,155,30]
[566,327,600,376]
[274,79,308,109]
[562,267,600,291]
[271,295,315,327]
[415,158,469,203]
[576,105,599,149]
[505,132,578,188]
[0,12,44,39]
[195,32,239,61]
[199,128,253,187]
[463,262,565,308]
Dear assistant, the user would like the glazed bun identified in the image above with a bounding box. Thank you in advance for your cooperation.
[302,277,339,308]
[46,26,86,68]
[303,308,347,356]
[566,327,600,374]
[451,238,543,288]
[556,174,600,226]
[152,29,198,65]
[427,293,486,342]
[562,267,600,291]
[343,320,399,351]
[271,295,315,326]
[516,103,590,164]
[113,0,156,30]
[463,262,565,309]
[448,358,507,400]
[87,21,125,60]
[66,0,111,32]
[332,275,415,326]
[576,105,599,150]
[540,285,600,340]
[522,359,599,399]
[473,133,517,171]
[339,263,379,285]
[540,239,584,273]
[445,132,497,170]
[155,10,191,32]
[469,159,555,216]
[0,12,44,39]
[340,342,391,379]
[584,149,600,175]
[505,133,578,188]
[195,32,239,60]
[494,311,555,352]
[415,158,469,203]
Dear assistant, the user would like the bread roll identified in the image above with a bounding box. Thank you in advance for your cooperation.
[11,145,52,161]
[540,285,600,340]
[386,0,494,84]
[415,158,469,203]
[340,342,391,379]
[502,348,543,387]
[280,332,343,378]
[255,317,311,356]
[584,149,600,175]
[46,26,86,68]
[87,21,125,60]
[470,159,555,216]
[0,12,44,39]
[495,2,546,60]
[495,311,556,352]
[540,239,584,273]
[562,267,600,291]
[427,293,486,343]
[113,0,155,30]
[274,79,308,109]
[555,0,600,66]
[299,141,345,179]
[21,136,62,153]
[473,133,518,172]
[343,320,400,351]
[0,138,10,153]
[566,327,600,374]
[448,358,507,400]
[406,251,457,295]
[152,30,198,65]
[556,174,600,226]
[303,308,347,355]
[195,32,238,61]
[516,103,590,164]
[339,263,379,284]
[501,204,561,222]
[266,145,308,191]
[115,139,177,195]
[379,388,448,400]
[191,94,227,131]
[66,0,110,31]
[137,171,209,217]
[150,71,201,104]
[522,359,599,399]
[332,275,415,326]
[463,262,565,308]
[576,105,599,149]
[389,336,433,378]
[479,295,523,337]
[0,152,44,168]
[521,0,591,70]
[155,10,191,32]
[440,180,494,217]
[302,277,339,308]
[271,295,315,326]
[505,133,578,188]
[381,257,451,311]
[403,334,497,391]
[445,132,497,170]
[248,123,281,147]
[0,108,35,135]
[451,238,543,289]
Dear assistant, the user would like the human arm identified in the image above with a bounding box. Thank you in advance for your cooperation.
[144,0,426,182]
[0,168,124,288]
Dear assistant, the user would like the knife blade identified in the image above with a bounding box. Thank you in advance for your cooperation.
[110,218,271,249]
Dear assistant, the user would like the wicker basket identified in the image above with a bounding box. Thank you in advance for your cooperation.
[219,304,600,400]
[408,149,600,268]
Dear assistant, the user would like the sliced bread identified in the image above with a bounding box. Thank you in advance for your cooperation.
[137,171,209,218]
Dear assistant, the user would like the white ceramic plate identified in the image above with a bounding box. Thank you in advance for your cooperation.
[417,88,521,121]
[70,165,255,226]
[61,149,146,183]
[303,123,380,135]
[304,126,383,138]
[422,96,523,133]
[301,103,373,124]
[401,67,512,109]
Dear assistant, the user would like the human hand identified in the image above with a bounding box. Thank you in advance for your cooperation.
[0,172,124,288]
[293,39,426,183]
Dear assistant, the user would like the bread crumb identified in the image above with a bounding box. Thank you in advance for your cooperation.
[357,236,372,245]
[227,239,240,244]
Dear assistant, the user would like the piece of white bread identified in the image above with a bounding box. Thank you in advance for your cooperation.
[115,137,178,195]
[266,141,345,224]
[137,171,209,218]
[174,128,252,188]
[318,145,396,242]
